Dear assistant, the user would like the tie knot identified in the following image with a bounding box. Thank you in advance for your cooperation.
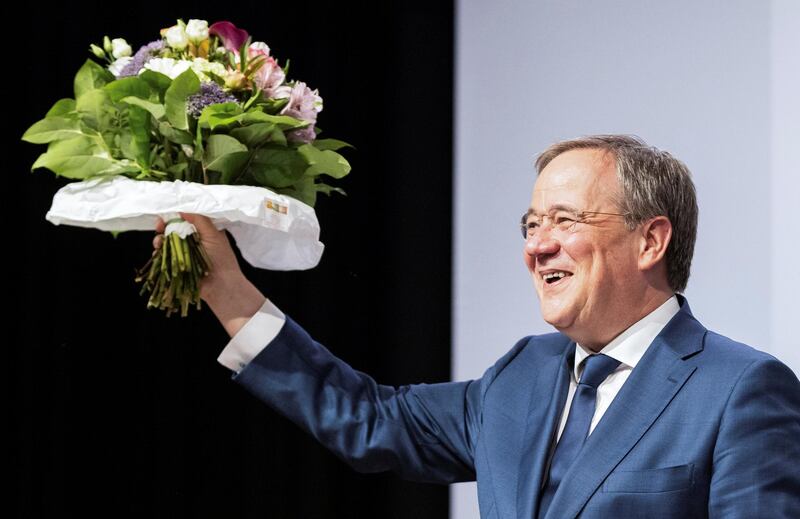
[579,354,621,389]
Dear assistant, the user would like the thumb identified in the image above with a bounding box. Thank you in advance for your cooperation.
[179,212,217,233]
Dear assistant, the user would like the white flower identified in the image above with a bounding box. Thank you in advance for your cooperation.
[186,19,209,44]
[189,58,228,81]
[108,56,133,77]
[250,41,270,55]
[111,38,132,59]
[142,57,193,79]
[165,25,189,51]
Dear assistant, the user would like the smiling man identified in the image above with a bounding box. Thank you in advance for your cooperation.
[158,135,800,518]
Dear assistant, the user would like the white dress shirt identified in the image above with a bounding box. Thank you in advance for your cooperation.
[556,295,680,440]
[217,295,680,440]
[217,298,286,373]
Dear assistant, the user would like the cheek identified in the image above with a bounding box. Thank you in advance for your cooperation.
[560,233,591,264]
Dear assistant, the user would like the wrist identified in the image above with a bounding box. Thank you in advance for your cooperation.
[203,273,267,338]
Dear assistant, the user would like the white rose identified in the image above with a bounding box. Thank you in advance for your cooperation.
[250,41,270,55]
[108,56,133,77]
[142,57,193,79]
[111,38,132,59]
[165,25,189,50]
[185,19,209,44]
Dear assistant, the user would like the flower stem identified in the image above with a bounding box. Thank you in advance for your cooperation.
[135,227,211,317]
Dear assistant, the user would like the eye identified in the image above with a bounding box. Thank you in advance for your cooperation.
[553,212,577,225]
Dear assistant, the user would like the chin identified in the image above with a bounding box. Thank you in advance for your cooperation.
[540,304,574,330]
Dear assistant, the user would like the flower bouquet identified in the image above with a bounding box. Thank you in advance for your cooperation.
[22,19,351,316]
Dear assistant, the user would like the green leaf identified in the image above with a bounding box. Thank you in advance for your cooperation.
[277,177,316,207]
[104,77,151,102]
[118,133,135,160]
[313,138,354,152]
[270,127,288,146]
[242,88,262,111]
[21,116,84,144]
[128,105,152,169]
[45,98,77,118]
[205,134,248,162]
[207,151,250,184]
[76,89,113,131]
[259,97,289,114]
[230,122,277,147]
[92,160,142,177]
[158,121,194,145]
[249,147,308,188]
[241,111,308,130]
[139,70,173,99]
[165,68,201,130]
[121,96,166,120]
[74,59,114,99]
[31,134,115,179]
[205,135,249,184]
[298,144,352,179]
[198,102,245,130]
[167,162,188,176]
[315,182,347,196]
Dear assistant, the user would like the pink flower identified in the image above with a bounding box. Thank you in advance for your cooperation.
[253,56,285,95]
[276,82,323,143]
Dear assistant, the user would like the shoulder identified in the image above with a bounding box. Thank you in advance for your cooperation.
[700,329,794,375]
[694,329,800,399]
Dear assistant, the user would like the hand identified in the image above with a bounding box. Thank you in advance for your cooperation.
[152,213,266,336]
[152,213,243,302]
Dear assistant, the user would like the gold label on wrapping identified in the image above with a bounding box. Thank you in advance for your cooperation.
[265,200,288,214]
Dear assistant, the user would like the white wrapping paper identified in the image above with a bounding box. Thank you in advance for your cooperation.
[45,176,324,270]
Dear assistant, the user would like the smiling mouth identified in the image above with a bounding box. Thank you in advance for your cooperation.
[542,271,573,286]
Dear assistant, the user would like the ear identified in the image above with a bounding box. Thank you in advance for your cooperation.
[638,216,672,272]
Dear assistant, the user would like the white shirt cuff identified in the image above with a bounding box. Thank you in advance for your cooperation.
[217,298,286,373]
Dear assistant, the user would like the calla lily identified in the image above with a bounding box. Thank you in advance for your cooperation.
[209,21,249,53]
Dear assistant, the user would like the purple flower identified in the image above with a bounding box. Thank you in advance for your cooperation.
[209,21,249,53]
[119,40,165,77]
[186,82,239,118]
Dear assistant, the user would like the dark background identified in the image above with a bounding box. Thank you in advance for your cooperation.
[13,2,455,517]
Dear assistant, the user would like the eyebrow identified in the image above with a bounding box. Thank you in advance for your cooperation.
[524,203,580,218]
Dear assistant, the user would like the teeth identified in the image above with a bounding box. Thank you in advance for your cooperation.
[543,272,568,280]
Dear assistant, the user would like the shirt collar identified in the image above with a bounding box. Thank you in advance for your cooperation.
[574,295,680,381]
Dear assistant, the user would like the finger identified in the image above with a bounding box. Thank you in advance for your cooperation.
[179,212,217,234]
[153,234,163,250]
[155,217,166,234]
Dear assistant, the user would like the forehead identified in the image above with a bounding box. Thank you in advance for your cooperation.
[530,148,620,212]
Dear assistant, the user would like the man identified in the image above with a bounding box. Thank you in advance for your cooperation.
[155,135,800,517]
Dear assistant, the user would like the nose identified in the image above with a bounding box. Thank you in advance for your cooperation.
[524,227,561,262]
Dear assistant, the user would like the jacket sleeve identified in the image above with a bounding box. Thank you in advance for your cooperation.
[709,357,800,517]
[231,314,499,484]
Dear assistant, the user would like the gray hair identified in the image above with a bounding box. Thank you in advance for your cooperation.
[534,135,698,293]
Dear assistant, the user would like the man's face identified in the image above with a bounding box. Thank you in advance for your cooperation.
[523,148,642,347]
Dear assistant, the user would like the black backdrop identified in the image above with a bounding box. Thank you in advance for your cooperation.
[13,2,455,517]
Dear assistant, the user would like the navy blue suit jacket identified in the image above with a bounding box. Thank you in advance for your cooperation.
[233,296,800,518]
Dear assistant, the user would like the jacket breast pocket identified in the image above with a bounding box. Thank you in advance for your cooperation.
[602,463,694,493]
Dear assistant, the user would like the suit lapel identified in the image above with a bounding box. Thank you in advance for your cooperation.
[515,345,573,519]
[543,297,706,519]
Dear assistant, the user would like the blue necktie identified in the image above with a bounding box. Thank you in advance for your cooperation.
[537,353,621,518]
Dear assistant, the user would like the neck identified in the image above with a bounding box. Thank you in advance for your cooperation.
[575,288,675,352]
